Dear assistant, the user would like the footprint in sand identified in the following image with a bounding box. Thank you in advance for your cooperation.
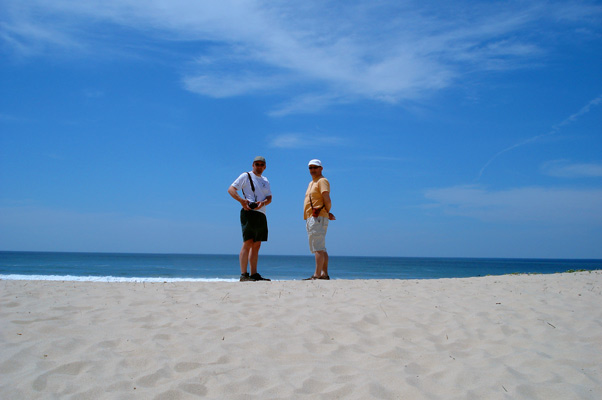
[32,361,87,391]
[174,362,202,373]
[179,383,208,396]
[136,368,171,388]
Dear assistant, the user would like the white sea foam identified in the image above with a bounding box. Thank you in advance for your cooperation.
[0,274,238,283]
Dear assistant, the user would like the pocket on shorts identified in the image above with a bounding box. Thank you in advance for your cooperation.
[307,216,328,234]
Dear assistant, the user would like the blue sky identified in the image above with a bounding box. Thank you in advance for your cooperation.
[1,0,601,258]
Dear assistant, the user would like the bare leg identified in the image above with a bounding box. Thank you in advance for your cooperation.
[314,250,329,277]
[239,239,254,274]
[248,241,262,275]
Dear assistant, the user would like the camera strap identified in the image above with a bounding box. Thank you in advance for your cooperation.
[309,181,323,215]
[242,172,257,202]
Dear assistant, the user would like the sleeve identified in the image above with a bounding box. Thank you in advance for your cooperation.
[264,178,272,197]
[318,178,330,194]
[231,173,247,190]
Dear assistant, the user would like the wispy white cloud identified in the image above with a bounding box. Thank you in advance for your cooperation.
[556,94,602,128]
[424,185,602,224]
[268,93,349,117]
[2,0,601,114]
[269,133,345,149]
[541,160,602,178]
[477,94,602,179]
[359,155,409,162]
[269,134,304,149]
[0,16,83,56]
[183,72,282,99]
[83,89,105,99]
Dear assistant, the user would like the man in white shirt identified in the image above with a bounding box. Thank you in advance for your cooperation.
[228,156,272,281]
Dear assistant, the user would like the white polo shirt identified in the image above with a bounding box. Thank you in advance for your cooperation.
[231,172,272,215]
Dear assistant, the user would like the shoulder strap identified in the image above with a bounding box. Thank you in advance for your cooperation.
[242,172,257,202]
[246,172,256,192]
[309,181,322,212]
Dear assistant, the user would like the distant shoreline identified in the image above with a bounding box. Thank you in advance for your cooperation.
[1,269,600,283]
[2,250,602,260]
[3,252,601,282]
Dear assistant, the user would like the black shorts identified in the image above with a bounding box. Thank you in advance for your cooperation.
[240,209,268,242]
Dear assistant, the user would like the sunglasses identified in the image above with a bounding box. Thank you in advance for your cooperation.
[308,166,321,170]
[254,163,265,167]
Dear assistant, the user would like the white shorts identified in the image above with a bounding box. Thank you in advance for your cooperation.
[306,216,329,253]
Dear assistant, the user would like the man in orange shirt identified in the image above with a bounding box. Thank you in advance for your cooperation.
[303,159,336,280]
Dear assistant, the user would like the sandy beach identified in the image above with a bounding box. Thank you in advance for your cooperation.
[1,271,601,400]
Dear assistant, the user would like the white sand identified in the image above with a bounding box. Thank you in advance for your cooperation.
[1,271,601,400]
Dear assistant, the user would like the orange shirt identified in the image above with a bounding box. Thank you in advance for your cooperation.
[303,177,330,220]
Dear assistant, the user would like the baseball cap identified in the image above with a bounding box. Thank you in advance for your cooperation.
[254,156,266,163]
[308,159,322,167]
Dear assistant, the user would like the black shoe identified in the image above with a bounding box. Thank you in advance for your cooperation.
[250,273,271,281]
[240,273,252,282]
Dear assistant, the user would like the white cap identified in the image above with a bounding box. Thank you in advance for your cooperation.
[308,159,322,167]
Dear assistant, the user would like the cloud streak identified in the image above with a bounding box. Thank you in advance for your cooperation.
[541,160,602,178]
[269,133,345,149]
[1,1,601,114]
[477,94,602,179]
[424,185,602,224]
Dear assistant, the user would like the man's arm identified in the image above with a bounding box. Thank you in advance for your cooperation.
[228,185,251,210]
[322,191,336,220]
[257,195,272,209]
[322,191,332,212]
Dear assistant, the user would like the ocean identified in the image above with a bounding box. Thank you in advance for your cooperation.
[1,251,601,282]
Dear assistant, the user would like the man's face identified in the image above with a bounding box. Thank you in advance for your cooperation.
[253,161,266,174]
[309,165,322,178]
